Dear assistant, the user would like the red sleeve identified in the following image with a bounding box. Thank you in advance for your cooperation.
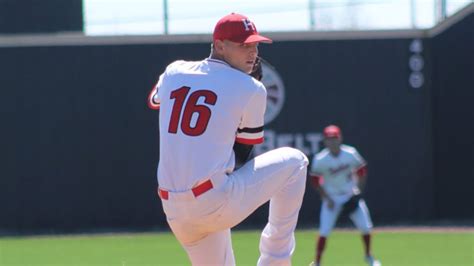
[309,174,324,189]
[355,165,367,178]
[235,126,264,144]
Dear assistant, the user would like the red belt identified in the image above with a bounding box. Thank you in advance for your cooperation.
[158,179,213,200]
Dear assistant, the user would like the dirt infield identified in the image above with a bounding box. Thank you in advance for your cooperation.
[372,226,474,233]
[319,225,472,233]
[302,222,474,233]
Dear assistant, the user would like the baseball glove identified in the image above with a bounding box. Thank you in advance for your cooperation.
[249,56,263,81]
[340,193,362,217]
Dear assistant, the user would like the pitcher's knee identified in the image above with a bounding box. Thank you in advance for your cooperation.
[277,147,309,168]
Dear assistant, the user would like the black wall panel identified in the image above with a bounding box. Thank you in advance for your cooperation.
[0,0,83,34]
[0,44,208,233]
[431,13,474,220]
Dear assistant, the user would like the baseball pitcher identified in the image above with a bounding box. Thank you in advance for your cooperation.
[148,13,308,266]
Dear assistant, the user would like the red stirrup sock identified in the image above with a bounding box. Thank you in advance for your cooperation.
[316,236,327,263]
[362,233,371,256]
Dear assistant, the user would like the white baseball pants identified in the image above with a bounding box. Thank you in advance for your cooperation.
[319,194,373,236]
[161,147,308,266]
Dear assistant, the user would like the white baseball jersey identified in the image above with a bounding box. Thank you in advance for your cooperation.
[153,58,266,191]
[310,144,366,197]
[150,57,309,265]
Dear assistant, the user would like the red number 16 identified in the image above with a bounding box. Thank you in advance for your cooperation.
[168,86,217,136]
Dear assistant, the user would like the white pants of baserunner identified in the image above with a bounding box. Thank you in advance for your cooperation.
[319,194,373,237]
[161,147,308,266]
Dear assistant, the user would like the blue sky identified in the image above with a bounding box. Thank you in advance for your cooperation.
[84,0,472,35]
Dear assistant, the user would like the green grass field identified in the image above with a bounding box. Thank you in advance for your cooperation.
[0,229,472,266]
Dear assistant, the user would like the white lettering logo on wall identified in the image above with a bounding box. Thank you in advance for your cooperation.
[261,60,285,124]
[254,130,323,157]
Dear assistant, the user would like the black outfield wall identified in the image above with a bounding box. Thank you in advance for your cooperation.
[431,12,474,220]
[0,0,83,34]
[1,13,472,233]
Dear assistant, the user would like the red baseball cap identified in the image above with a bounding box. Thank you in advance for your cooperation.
[213,13,272,44]
[323,125,342,139]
